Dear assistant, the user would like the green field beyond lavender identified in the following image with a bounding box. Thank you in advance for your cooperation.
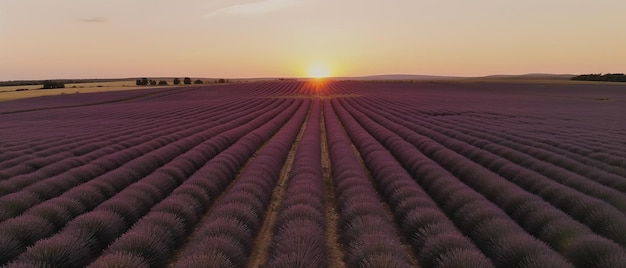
[1,80,626,268]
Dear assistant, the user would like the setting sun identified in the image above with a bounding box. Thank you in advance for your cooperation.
[308,63,331,79]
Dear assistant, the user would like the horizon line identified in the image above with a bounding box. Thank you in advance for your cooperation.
[0,73,582,83]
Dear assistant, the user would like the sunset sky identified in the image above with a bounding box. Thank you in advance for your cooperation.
[1,0,625,80]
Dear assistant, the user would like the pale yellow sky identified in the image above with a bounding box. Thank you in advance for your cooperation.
[1,0,625,80]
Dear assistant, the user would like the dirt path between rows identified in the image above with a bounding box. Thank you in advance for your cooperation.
[167,102,300,266]
[333,100,419,267]
[320,105,347,268]
[246,101,312,268]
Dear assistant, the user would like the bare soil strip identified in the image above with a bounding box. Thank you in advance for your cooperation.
[246,101,312,268]
[320,105,347,268]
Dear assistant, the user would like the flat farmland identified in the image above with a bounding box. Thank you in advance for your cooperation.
[0,81,146,102]
[1,80,626,268]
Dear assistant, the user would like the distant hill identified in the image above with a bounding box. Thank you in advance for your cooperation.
[332,73,577,81]
[333,74,465,81]
[480,73,576,80]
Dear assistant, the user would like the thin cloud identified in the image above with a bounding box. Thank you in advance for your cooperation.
[204,0,300,18]
[79,17,107,23]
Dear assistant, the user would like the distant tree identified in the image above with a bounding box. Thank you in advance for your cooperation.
[183,77,192,85]
[173,78,181,85]
[193,79,204,84]
[158,80,168,86]
[136,78,149,86]
[150,80,157,86]
[42,80,65,89]
[218,79,226,84]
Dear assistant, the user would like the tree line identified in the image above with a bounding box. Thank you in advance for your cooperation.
[571,73,626,82]
[136,77,228,86]
[42,80,66,89]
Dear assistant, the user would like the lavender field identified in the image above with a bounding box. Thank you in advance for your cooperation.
[1,80,626,268]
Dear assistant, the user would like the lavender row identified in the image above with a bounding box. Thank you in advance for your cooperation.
[4,98,297,267]
[0,96,255,174]
[343,97,626,267]
[253,81,307,97]
[267,99,329,267]
[0,96,252,175]
[0,98,282,221]
[0,98,292,265]
[350,97,626,247]
[419,113,626,184]
[0,91,256,189]
[0,83,257,153]
[335,97,573,267]
[370,95,626,179]
[0,96,268,190]
[329,98,494,267]
[0,85,198,116]
[496,123,626,158]
[323,99,414,267]
[439,110,626,159]
[0,85,258,172]
[85,98,306,268]
[170,99,310,268]
[0,94,202,151]
[406,110,626,209]
[355,97,626,211]
[416,101,626,164]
